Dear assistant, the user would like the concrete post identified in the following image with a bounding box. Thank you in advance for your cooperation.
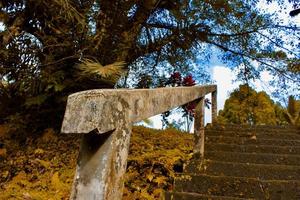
[70,120,132,200]
[193,98,205,158]
[212,90,217,124]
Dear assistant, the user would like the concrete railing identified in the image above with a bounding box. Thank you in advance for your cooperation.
[61,85,217,200]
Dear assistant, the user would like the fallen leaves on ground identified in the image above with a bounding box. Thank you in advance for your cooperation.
[0,125,193,199]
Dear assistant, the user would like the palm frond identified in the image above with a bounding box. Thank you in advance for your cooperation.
[77,59,126,82]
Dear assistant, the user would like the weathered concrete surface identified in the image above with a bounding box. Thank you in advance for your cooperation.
[70,123,132,200]
[211,90,217,123]
[61,85,217,200]
[61,85,216,134]
[193,98,205,157]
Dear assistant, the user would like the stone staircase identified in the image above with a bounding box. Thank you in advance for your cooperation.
[165,124,300,199]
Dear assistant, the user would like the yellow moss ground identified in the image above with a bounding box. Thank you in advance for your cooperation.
[0,125,193,200]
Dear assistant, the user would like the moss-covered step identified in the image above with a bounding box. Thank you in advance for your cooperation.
[173,174,300,199]
[186,160,300,180]
[205,135,300,146]
[205,151,300,165]
[164,191,253,200]
[205,130,300,139]
[205,143,300,154]
[206,125,299,133]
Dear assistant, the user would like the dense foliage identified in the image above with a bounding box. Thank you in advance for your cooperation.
[0,125,193,199]
[0,0,299,130]
[218,84,287,125]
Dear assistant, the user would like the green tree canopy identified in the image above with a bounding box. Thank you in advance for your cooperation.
[218,84,286,125]
[0,0,299,129]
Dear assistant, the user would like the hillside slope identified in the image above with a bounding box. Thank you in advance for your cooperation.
[0,125,193,199]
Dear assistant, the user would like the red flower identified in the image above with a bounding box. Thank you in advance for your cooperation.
[170,72,182,86]
[182,74,195,86]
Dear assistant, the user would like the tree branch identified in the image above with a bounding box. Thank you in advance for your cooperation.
[272,25,300,31]
[145,22,264,38]
[257,32,298,56]
[38,55,80,67]
[205,39,294,81]
[116,1,162,62]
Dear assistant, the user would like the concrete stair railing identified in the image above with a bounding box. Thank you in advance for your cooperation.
[61,85,217,200]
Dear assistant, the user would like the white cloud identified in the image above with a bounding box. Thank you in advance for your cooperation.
[212,66,238,111]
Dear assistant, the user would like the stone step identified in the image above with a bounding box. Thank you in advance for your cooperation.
[187,160,300,180]
[173,174,300,199]
[206,135,300,146]
[206,129,299,135]
[206,126,299,132]
[207,128,299,134]
[207,124,299,132]
[205,143,300,155]
[205,151,300,166]
[164,192,253,200]
[205,130,300,140]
